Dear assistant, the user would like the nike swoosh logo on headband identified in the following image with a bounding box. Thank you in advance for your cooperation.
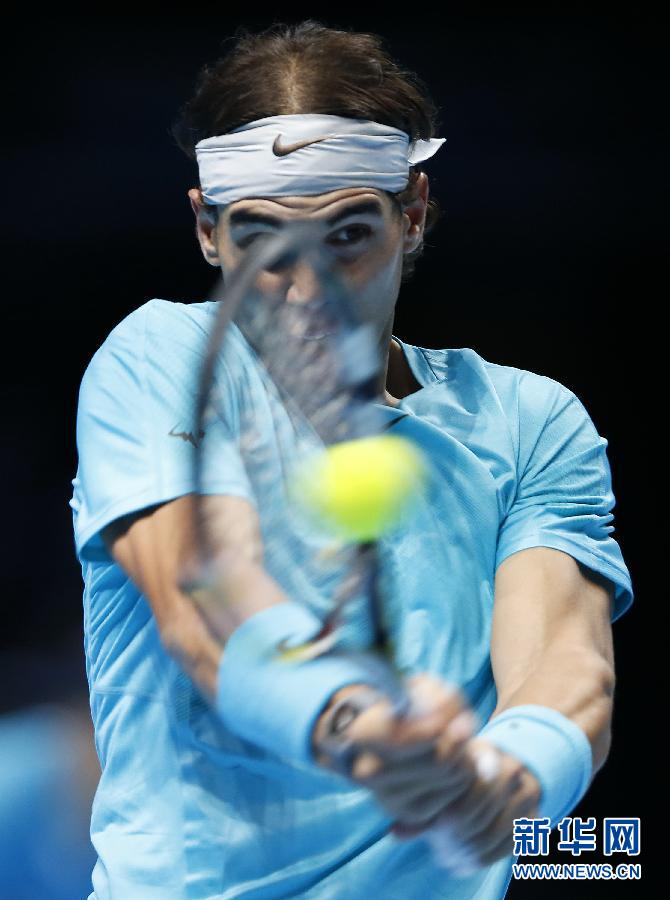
[272,135,330,156]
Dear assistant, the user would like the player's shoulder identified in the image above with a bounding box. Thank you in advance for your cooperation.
[410,342,580,430]
[415,343,576,404]
[472,348,577,410]
[84,299,217,372]
[103,298,216,345]
[145,297,218,334]
[464,347,577,415]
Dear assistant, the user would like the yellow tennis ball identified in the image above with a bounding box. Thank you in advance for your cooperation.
[290,434,427,541]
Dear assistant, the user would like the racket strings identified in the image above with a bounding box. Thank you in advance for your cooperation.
[196,223,394,662]
[236,295,356,445]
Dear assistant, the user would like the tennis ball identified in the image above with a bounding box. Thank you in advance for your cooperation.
[289,434,427,542]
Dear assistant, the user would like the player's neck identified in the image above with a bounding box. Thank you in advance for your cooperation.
[383,337,422,406]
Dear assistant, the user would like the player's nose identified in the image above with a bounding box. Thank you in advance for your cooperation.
[284,260,324,305]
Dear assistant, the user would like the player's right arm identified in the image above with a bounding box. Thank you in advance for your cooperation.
[102,494,478,804]
[101,492,288,703]
[102,493,402,737]
[102,492,402,747]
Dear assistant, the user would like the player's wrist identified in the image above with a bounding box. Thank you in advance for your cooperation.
[216,600,398,769]
[477,704,593,827]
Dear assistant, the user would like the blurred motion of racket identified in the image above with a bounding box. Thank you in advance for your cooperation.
[184,221,497,869]
[189,220,417,677]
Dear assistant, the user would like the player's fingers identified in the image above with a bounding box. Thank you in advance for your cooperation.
[351,750,386,780]
[377,778,473,825]
[352,701,477,789]
[391,676,466,746]
[362,752,480,823]
[357,731,475,797]
[354,737,442,767]
[432,708,479,764]
[353,678,469,766]
[346,676,472,776]
[346,709,449,767]
[346,712,436,779]
[387,744,520,837]
[427,747,523,841]
[470,788,540,867]
[365,706,476,789]
[344,696,397,745]
[454,768,541,865]
[355,750,458,792]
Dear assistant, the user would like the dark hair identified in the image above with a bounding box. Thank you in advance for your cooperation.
[171,20,442,280]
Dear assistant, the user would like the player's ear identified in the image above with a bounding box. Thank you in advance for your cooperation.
[401,172,429,254]
[187,187,221,267]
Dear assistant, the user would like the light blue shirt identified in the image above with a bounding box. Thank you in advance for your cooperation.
[70,299,634,899]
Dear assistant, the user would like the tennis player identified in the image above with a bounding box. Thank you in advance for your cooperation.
[70,21,634,899]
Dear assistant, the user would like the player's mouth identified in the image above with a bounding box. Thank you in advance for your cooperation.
[302,328,335,340]
[301,317,338,340]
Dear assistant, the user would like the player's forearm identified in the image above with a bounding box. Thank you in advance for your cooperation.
[192,562,378,754]
[491,648,615,774]
[171,555,291,701]
[103,499,360,736]
[161,599,224,703]
[162,559,294,703]
[187,551,289,642]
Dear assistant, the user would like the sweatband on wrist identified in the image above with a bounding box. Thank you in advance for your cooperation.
[478,704,593,827]
[216,601,399,765]
[195,113,446,207]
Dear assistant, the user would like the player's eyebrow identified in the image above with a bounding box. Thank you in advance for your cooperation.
[229,200,385,230]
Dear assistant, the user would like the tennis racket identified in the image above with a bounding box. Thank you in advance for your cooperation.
[191,220,410,689]
[186,220,497,872]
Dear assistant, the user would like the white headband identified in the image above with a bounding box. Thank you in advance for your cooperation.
[195,114,445,206]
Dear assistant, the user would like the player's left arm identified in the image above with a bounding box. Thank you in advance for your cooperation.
[341,384,628,869]
[489,545,615,774]
[353,547,616,870]
[422,545,615,866]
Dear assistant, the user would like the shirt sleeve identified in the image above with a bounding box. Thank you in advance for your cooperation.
[495,372,634,623]
[71,300,254,562]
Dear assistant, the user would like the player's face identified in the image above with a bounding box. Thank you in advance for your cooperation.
[190,184,427,344]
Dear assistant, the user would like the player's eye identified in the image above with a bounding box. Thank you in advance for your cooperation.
[236,232,271,250]
[327,224,373,248]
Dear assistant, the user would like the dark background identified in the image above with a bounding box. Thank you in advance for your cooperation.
[1,6,659,894]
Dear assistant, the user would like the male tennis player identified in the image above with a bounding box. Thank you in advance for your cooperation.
[71,21,634,899]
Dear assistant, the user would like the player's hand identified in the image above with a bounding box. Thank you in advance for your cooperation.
[389,735,542,874]
[341,674,479,805]
[314,673,542,874]
[314,674,478,816]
